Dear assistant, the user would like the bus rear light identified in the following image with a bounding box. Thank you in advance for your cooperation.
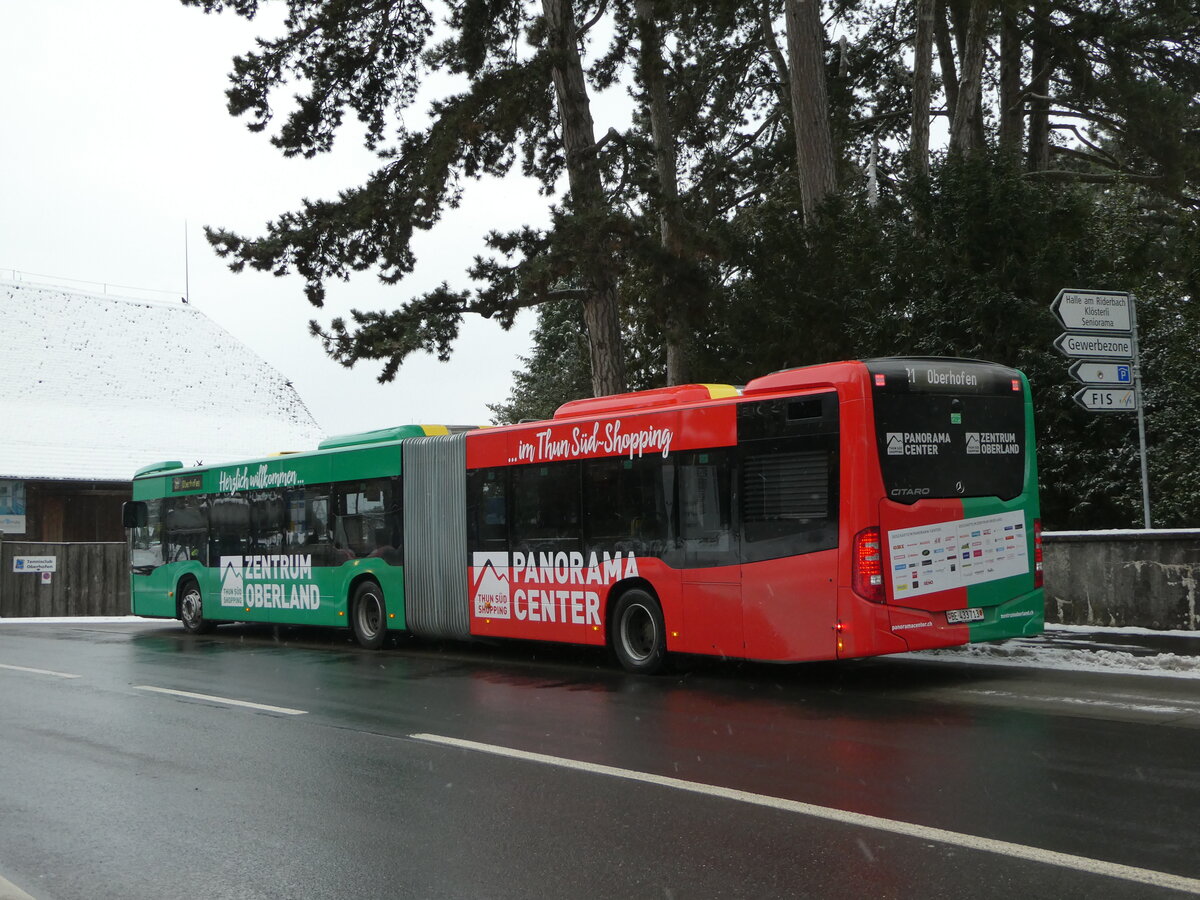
[1033,518,1044,588]
[852,527,885,603]
[1012,379,1021,391]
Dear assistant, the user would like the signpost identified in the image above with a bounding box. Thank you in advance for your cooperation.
[1050,288,1151,527]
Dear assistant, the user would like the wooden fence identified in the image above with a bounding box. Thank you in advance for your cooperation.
[0,541,129,617]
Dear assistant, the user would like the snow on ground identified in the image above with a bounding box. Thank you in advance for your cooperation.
[0,616,154,625]
[1050,623,1200,638]
[1,618,1198,679]
[903,625,1200,679]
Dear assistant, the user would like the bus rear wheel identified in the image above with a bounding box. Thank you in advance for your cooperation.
[178,579,215,634]
[351,580,387,650]
[610,589,667,675]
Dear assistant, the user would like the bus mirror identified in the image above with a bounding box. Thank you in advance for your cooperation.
[122,501,148,529]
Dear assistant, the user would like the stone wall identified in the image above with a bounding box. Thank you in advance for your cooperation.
[1043,530,1200,631]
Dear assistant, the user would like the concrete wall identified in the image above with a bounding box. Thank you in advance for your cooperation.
[1044,530,1200,631]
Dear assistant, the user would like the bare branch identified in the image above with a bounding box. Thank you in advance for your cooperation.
[1023,169,1167,185]
[1048,143,1121,171]
[575,0,608,39]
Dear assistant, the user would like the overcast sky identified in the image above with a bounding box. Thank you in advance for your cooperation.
[0,1,567,436]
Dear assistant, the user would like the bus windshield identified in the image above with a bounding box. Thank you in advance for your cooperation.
[867,359,1027,502]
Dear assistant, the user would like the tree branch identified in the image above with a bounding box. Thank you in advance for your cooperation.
[1023,169,1167,185]
[575,0,608,39]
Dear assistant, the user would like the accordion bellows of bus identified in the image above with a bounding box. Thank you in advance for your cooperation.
[124,358,1044,674]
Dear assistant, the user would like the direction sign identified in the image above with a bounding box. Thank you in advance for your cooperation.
[1054,332,1133,360]
[1073,387,1138,413]
[1068,361,1132,386]
[1052,289,1132,333]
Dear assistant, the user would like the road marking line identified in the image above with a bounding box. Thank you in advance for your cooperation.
[0,872,36,900]
[412,732,1200,896]
[0,663,80,679]
[134,685,307,716]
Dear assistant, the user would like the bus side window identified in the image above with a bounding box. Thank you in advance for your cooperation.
[251,491,287,553]
[283,487,332,566]
[678,450,734,568]
[467,468,508,554]
[740,438,838,562]
[164,495,209,565]
[333,479,394,561]
[130,498,164,575]
[583,457,670,558]
[210,496,250,559]
[510,461,582,555]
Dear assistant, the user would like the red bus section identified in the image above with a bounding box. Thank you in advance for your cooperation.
[461,358,1043,671]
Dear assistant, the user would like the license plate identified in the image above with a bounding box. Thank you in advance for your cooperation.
[946,607,985,624]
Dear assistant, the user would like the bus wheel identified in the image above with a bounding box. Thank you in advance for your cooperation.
[351,580,387,650]
[610,589,667,675]
[178,579,215,634]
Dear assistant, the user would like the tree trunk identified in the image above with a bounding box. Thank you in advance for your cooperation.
[635,0,691,386]
[934,2,960,138]
[949,0,987,154]
[911,0,936,180]
[998,1,1023,155]
[784,0,837,223]
[542,0,626,396]
[1027,0,1052,171]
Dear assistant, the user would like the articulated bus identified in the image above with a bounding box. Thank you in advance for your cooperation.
[124,358,1043,673]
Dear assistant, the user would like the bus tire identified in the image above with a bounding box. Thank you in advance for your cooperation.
[178,578,215,634]
[351,580,387,650]
[610,588,667,675]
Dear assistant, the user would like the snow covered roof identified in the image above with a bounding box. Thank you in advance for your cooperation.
[0,282,325,482]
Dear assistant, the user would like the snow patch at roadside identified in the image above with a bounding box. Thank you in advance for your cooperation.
[905,632,1200,679]
[0,616,157,625]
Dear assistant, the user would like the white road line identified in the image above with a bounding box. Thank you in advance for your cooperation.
[0,663,80,679]
[412,732,1200,896]
[134,686,307,716]
[0,872,37,900]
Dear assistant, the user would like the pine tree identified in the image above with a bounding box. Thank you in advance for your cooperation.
[183,0,629,394]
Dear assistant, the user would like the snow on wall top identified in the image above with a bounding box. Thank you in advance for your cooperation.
[1,282,326,482]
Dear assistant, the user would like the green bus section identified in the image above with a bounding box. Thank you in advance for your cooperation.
[962,378,1044,642]
[128,427,428,631]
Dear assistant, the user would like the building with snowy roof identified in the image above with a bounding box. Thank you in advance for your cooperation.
[0,281,325,541]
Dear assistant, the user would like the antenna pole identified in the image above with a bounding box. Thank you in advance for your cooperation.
[184,220,191,304]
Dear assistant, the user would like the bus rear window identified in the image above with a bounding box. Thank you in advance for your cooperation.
[868,360,1027,502]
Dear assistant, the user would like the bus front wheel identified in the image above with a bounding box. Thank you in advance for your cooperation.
[178,579,215,634]
[610,589,667,675]
[351,580,387,650]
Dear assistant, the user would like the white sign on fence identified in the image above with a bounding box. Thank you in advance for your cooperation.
[12,556,56,573]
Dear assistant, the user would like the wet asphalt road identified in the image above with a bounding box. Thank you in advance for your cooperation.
[0,621,1198,900]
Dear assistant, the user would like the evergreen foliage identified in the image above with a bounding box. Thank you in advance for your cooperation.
[187,0,1200,528]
